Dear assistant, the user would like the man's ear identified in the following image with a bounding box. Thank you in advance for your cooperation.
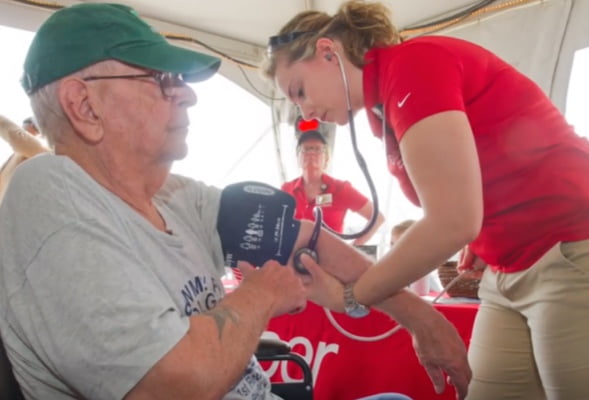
[58,78,103,143]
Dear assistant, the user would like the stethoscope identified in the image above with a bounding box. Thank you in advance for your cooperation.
[294,51,380,274]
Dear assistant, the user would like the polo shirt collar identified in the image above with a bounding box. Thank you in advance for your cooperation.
[363,47,385,139]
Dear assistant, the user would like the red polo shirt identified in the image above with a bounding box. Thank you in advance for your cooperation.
[362,35,589,272]
[281,173,368,232]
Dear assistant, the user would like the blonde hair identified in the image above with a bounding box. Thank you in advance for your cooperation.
[262,0,401,80]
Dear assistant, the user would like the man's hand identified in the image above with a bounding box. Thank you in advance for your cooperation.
[409,307,472,400]
[237,260,307,317]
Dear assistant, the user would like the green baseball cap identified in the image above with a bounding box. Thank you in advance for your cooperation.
[22,3,221,94]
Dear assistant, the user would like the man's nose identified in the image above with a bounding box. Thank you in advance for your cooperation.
[171,84,197,108]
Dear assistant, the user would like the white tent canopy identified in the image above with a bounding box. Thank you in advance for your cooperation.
[1,0,587,111]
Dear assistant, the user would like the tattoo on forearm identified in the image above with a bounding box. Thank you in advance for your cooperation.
[205,306,239,339]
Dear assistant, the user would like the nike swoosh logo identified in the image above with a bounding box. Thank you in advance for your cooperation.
[397,92,412,108]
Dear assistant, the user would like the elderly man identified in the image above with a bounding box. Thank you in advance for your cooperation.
[0,3,471,400]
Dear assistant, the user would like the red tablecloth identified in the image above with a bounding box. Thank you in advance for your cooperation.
[262,300,479,400]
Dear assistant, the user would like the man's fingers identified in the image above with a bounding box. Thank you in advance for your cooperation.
[236,261,256,277]
[424,365,446,394]
[447,368,471,400]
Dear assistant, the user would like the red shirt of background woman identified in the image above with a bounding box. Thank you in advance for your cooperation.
[281,130,384,245]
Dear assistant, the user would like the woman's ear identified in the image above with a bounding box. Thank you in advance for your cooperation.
[316,38,337,62]
[58,78,104,143]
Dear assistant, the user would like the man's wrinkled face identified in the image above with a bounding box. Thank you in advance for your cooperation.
[87,62,197,169]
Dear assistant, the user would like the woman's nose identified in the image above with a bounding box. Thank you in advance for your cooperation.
[298,104,315,121]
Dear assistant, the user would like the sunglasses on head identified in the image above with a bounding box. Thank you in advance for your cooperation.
[267,31,314,55]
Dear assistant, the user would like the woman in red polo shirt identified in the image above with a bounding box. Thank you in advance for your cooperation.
[281,130,384,245]
[263,1,589,399]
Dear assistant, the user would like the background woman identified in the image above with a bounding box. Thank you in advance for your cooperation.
[282,130,384,245]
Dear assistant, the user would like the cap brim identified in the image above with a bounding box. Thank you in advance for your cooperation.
[298,131,327,146]
[111,41,221,82]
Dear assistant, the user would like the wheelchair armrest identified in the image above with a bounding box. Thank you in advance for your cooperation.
[256,338,292,357]
[256,349,314,400]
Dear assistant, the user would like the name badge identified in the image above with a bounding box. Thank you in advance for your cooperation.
[316,193,333,206]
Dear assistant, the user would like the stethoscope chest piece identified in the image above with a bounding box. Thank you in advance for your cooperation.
[293,247,318,275]
[292,208,323,275]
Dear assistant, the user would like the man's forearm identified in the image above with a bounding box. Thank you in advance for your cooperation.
[179,283,276,398]
[373,289,445,335]
[292,220,445,331]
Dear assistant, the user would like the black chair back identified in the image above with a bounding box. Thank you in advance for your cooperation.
[263,352,313,400]
[0,333,25,400]
[256,338,313,400]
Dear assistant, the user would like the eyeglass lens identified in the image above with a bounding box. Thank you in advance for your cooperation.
[300,146,325,154]
[157,72,185,97]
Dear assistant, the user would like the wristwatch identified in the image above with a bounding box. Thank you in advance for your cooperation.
[343,283,370,318]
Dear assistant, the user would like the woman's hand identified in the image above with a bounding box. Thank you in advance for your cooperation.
[457,245,486,280]
[296,253,346,312]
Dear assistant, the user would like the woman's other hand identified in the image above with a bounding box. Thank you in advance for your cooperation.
[457,245,486,279]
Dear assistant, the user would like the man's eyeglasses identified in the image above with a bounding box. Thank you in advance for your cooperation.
[82,71,185,98]
[299,146,326,155]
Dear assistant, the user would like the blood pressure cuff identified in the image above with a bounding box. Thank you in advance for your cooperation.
[217,181,300,268]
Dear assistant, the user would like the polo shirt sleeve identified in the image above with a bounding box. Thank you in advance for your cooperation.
[380,41,467,141]
[341,181,369,211]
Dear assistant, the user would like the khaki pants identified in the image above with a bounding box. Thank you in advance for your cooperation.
[466,240,589,400]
